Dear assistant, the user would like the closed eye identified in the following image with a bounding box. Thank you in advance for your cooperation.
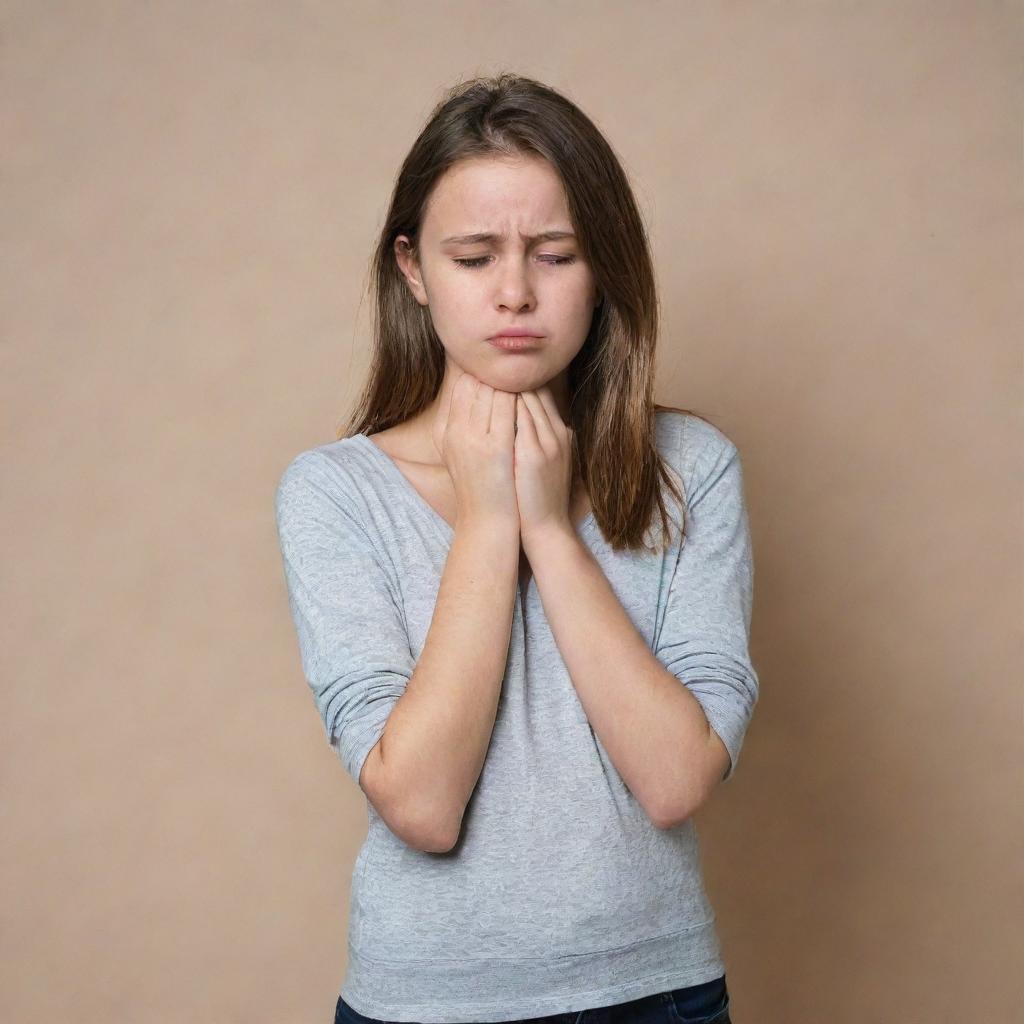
[453,255,577,269]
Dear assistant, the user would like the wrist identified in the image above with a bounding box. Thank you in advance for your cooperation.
[520,517,579,557]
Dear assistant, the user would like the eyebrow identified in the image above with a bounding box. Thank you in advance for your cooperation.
[439,230,577,245]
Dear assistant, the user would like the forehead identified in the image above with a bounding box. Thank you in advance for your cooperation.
[422,155,571,236]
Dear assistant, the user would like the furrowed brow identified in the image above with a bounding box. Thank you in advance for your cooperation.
[440,230,577,245]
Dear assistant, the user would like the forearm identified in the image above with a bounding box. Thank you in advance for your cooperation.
[526,525,717,827]
[380,517,519,849]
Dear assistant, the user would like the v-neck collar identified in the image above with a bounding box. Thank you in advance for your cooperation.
[353,432,597,540]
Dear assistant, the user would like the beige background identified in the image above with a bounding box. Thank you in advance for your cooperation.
[3,2,1021,1022]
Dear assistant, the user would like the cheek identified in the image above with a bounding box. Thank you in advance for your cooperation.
[555,277,600,318]
[422,275,477,323]
[432,272,484,312]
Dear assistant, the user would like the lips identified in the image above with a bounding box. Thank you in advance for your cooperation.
[489,335,542,351]
[490,329,543,338]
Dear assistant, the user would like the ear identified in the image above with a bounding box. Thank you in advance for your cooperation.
[394,235,429,306]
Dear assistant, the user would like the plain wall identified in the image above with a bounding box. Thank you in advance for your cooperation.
[2,2,1021,1021]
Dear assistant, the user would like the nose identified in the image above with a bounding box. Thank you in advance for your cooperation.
[494,256,536,312]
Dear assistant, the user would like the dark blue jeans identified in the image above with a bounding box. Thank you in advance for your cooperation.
[335,973,731,1023]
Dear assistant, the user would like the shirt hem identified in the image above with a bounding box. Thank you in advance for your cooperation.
[340,917,725,1022]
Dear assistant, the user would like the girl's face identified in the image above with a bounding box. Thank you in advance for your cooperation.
[395,154,601,402]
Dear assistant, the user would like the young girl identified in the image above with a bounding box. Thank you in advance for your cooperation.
[275,73,756,1024]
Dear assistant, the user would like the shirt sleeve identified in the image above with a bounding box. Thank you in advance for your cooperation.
[654,438,759,783]
[274,451,415,785]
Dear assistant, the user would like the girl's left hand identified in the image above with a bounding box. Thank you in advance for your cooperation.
[514,386,575,545]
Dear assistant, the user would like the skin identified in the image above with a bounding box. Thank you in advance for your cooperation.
[392,153,602,535]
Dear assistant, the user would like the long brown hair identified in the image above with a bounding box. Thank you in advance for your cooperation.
[340,71,707,553]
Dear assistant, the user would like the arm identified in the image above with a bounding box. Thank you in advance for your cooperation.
[523,530,721,828]
[524,440,758,829]
[364,516,520,852]
[274,452,519,854]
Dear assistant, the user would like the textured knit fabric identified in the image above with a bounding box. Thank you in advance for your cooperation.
[273,409,759,1023]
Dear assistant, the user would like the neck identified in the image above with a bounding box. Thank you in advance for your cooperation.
[412,361,572,462]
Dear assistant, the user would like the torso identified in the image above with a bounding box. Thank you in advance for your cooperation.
[367,423,592,590]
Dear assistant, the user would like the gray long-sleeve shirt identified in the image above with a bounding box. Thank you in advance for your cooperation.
[273,409,759,1023]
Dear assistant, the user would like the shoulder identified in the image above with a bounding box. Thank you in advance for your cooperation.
[274,436,376,526]
[654,407,738,485]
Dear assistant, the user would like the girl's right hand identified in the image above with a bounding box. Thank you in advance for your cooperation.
[431,370,520,531]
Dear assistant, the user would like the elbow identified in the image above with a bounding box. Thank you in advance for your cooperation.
[419,828,460,854]
[647,737,729,831]
[646,758,717,830]
[650,770,713,827]
[388,762,464,852]
[642,773,696,829]
[370,791,460,853]
[359,735,462,853]
[382,785,463,855]
[649,792,698,831]
[397,803,462,853]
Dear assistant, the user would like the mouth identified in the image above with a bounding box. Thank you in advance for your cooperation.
[488,335,544,351]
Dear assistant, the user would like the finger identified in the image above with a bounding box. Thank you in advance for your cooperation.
[470,378,491,433]
[534,386,566,432]
[491,388,516,439]
[449,369,474,419]
[452,371,478,427]
[518,390,556,453]
[433,375,462,456]
[516,394,539,447]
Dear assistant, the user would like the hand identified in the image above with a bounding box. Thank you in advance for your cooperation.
[513,386,576,546]
[432,368,520,531]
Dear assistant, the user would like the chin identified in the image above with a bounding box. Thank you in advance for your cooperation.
[485,367,560,395]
